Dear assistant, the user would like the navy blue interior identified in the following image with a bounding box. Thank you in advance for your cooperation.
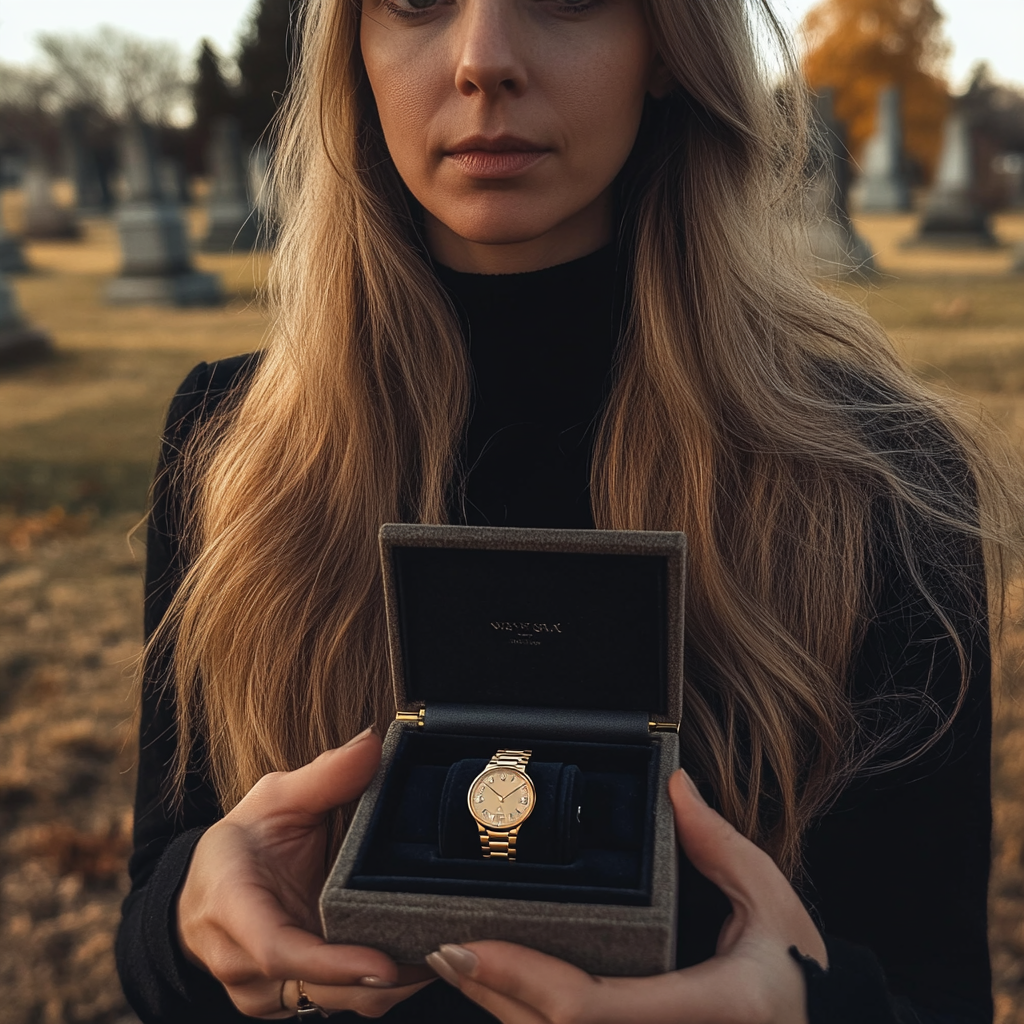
[391,546,669,715]
[348,730,658,906]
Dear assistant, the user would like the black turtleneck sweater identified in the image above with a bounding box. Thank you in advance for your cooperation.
[117,248,993,1024]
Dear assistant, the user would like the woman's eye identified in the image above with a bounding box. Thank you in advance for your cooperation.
[548,0,602,14]
[381,0,440,18]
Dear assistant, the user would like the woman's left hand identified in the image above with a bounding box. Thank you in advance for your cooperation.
[426,769,827,1024]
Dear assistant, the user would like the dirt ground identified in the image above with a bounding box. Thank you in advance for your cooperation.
[1,203,1023,1023]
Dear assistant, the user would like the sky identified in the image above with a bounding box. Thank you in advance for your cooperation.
[0,0,1021,90]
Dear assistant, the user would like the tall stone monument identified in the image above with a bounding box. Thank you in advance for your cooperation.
[806,91,876,279]
[0,270,51,366]
[203,118,259,252]
[22,157,79,239]
[852,87,911,213]
[106,119,222,306]
[159,158,192,206]
[0,185,28,273]
[62,110,110,216]
[912,108,996,247]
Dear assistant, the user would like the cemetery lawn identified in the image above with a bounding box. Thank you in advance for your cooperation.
[0,210,1023,1023]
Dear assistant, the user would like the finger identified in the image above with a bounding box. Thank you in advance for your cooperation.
[290,978,436,1018]
[669,771,827,966]
[245,729,383,825]
[216,893,397,988]
[253,925,400,988]
[436,941,762,1024]
[428,942,592,1023]
[451,980,550,1024]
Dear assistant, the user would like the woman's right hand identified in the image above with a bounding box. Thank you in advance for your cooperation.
[176,728,435,1018]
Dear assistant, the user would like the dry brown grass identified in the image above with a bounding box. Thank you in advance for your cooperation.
[0,202,1022,1022]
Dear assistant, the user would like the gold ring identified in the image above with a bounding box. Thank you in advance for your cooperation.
[279,979,288,1012]
[296,980,328,1019]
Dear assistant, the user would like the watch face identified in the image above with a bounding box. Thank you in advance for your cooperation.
[467,766,536,831]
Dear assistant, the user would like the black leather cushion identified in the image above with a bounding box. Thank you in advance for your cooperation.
[348,730,658,906]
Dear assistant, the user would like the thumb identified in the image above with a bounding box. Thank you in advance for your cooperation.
[253,728,383,822]
[667,770,779,905]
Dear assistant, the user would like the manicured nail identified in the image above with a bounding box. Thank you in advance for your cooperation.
[342,726,375,749]
[437,944,478,977]
[359,975,396,988]
[679,769,706,804]
[426,951,460,987]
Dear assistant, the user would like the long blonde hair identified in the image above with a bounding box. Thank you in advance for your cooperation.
[150,0,1021,875]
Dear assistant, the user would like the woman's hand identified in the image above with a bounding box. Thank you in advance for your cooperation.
[425,769,827,1024]
[176,728,434,1018]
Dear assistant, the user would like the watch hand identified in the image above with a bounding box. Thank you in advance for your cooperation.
[484,783,504,801]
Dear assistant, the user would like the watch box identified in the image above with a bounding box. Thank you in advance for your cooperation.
[319,524,686,976]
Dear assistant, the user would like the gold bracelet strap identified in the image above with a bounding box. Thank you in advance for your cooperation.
[486,749,532,773]
[479,749,532,861]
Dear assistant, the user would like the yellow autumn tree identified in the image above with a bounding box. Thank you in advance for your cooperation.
[801,0,951,182]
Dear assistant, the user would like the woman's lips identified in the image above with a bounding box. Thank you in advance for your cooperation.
[445,149,549,178]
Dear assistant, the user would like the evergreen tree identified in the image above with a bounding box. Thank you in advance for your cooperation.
[194,40,234,131]
[235,0,299,145]
[801,0,951,183]
[191,40,235,171]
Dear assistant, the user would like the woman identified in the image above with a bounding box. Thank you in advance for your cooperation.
[117,0,1020,1020]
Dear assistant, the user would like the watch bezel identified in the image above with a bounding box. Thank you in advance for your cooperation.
[466,765,537,832]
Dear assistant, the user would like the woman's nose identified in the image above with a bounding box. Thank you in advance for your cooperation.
[453,0,528,98]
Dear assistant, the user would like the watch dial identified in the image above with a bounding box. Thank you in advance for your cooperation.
[469,768,535,829]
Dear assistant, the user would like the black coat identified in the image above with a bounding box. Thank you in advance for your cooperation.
[118,248,993,1024]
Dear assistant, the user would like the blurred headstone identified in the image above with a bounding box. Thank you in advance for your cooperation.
[0,186,28,273]
[22,157,80,239]
[806,90,876,279]
[62,110,111,216]
[248,142,278,248]
[203,118,259,252]
[912,108,997,248]
[106,119,222,306]
[0,270,52,366]
[852,87,911,213]
[159,158,192,206]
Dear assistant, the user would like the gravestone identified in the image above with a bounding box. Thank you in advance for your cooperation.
[0,185,28,273]
[160,158,192,206]
[203,118,259,252]
[912,109,997,248]
[0,269,51,366]
[805,91,876,279]
[62,110,110,216]
[22,158,79,239]
[106,119,222,306]
[852,87,911,213]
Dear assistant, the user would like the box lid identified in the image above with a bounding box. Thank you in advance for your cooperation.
[380,525,685,724]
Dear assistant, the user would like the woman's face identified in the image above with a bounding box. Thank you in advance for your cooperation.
[360,0,665,273]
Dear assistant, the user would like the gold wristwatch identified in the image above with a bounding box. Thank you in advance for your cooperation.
[466,749,535,860]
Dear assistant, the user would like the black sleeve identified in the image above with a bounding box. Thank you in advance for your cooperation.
[801,482,993,1023]
[117,357,271,1024]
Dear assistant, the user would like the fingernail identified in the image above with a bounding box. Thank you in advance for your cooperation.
[359,975,396,988]
[437,944,478,977]
[342,726,375,749]
[426,951,460,987]
[679,769,706,804]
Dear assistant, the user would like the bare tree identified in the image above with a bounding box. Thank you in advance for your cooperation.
[37,26,188,126]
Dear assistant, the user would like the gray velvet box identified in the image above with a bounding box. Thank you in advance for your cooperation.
[320,525,686,977]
